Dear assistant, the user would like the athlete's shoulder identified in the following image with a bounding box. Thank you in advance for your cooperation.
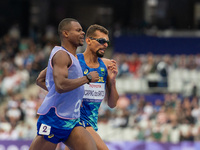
[52,46,63,51]
[101,58,112,66]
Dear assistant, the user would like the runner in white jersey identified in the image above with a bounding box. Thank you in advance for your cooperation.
[37,24,119,150]
[29,18,98,150]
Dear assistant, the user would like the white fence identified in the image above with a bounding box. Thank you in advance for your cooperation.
[116,69,200,96]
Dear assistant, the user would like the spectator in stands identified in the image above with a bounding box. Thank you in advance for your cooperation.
[127,94,139,115]
[156,54,171,87]
[127,53,142,78]
[142,53,158,88]
[153,99,163,113]
[114,53,130,77]
[143,102,154,118]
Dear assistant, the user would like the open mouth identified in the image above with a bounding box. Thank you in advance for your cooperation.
[99,49,105,53]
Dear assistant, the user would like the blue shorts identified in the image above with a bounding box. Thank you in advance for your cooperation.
[36,108,83,144]
[76,120,92,128]
[37,121,83,144]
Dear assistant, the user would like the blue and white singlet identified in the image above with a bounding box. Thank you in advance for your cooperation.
[77,53,108,131]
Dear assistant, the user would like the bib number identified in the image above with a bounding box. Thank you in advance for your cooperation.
[39,124,51,135]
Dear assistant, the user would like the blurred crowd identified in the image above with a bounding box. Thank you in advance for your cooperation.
[114,52,200,78]
[0,91,45,140]
[0,25,56,139]
[113,52,200,96]
[0,24,58,99]
[98,93,200,143]
[1,26,200,143]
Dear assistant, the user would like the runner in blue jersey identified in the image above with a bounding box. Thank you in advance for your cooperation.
[76,24,119,150]
[37,24,119,150]
[29,18,98,150]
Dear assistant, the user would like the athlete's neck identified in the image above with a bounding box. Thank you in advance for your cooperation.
[83,50,99,68]
[84,50,98,62]
[61,42,77,56]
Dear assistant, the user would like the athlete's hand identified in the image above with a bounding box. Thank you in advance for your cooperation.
[107,60,118,81]
[88,71,99,82]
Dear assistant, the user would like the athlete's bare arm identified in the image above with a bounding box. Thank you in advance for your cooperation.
[102,58,119,108]
[36,67,48,91]
[37,50,99,93]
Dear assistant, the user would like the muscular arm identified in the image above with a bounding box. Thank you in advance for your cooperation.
[36,67,48,91]
[102,58,119,108]
[53,51,99,93]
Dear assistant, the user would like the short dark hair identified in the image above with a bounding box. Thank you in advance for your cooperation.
[58,18,78,36]
[86,24,109,38]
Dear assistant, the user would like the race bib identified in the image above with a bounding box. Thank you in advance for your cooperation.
[39,124,51,135]
[83,83,105,100]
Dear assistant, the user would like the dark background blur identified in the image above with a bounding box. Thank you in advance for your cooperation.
[2,0,200,54]
[0,0,199,36]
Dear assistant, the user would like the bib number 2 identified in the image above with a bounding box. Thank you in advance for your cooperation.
[39,124,51,135]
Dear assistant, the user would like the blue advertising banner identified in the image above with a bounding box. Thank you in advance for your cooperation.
[113,36,200,55]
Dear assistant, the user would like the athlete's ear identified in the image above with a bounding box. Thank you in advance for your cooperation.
[85,37,91,45]
[63,30,69,38]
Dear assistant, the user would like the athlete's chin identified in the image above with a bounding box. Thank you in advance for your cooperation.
[97,53,104,58]
[96,50,105,57]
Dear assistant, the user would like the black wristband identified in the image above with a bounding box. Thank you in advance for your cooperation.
[86,74,92,83]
